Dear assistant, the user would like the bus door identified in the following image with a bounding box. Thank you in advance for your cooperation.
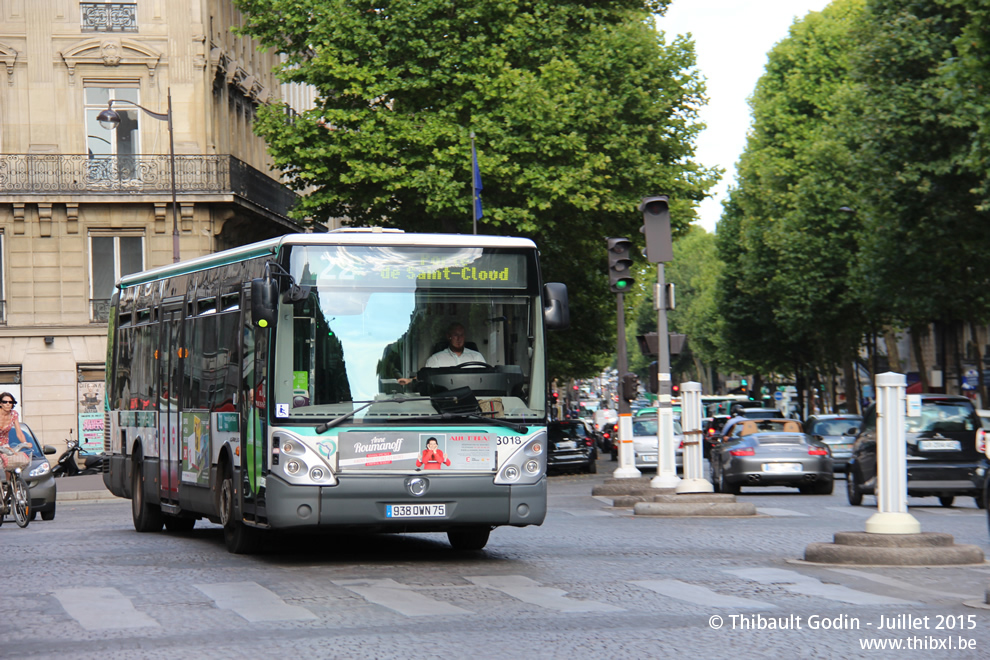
[239,282,269,524]
[158,303,183,506]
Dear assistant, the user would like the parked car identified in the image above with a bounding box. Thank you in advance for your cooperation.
[630,415,684,472]
[10,423,58,520]
[847,394,985,508]
[804,414,862,474]
[709,419,833,494]
[547,420,597,474]
[978,409,990,430]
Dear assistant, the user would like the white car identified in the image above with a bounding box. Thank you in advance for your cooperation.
[631,415,683,471]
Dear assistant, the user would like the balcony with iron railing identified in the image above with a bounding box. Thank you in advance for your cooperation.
[80,2,138,33]
[0,154,298,220]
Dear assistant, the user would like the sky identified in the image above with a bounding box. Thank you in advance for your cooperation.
[657,0,833,233]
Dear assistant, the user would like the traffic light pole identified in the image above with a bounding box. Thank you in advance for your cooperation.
[651,263,680,489]
[613,291,641,478]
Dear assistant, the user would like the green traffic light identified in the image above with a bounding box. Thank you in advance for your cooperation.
[617,280,630,289]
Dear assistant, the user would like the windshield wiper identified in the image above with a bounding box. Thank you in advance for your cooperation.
[315,394,433,434]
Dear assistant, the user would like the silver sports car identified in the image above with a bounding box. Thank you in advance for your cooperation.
[710,419,833,495]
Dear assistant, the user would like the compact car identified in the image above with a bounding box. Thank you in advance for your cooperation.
[710,419,833,495]
[804,414,862,474]
[630,415,684,472]
[9,423,58,521]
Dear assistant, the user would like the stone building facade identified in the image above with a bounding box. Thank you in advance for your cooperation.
[0,1,318,454]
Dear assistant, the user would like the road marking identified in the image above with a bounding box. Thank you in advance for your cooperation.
[825,568,980,600]
[556,509,615,517]
[334,578,471,616]
[631,579,774,609]
[468,575,622,612]
[195,582,318,622]
[755,507,809,517]
[53,587,159,630]
[913,507,969,516]
[726,568,917,605]
[825,506,874,518]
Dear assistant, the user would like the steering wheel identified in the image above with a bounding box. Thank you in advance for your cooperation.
[454,361,493,369]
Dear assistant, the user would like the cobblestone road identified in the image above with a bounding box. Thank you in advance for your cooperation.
[5,461,990,659]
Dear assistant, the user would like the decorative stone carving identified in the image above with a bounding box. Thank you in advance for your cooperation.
[101,39,122,66]
[59,38,162,84]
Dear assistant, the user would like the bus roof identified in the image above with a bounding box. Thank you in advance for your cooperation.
[117,230,539,289]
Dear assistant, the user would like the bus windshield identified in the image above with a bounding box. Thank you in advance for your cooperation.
[275,244,546,423]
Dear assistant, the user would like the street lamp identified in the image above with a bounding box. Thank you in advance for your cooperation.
[97,88,180,263]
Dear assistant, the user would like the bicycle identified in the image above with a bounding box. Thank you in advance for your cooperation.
[0,442,32,528]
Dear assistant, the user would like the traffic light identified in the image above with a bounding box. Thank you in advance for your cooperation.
[620,372,640,401]
[639,195,672,263]
[607,237,635,293]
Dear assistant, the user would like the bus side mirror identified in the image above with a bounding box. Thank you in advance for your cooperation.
[543,282,570,330]
[251,277,278,328]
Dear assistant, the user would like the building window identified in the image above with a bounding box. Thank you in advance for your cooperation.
[80,3,138,33]
[90,235,143,322]
[85,86,140,182]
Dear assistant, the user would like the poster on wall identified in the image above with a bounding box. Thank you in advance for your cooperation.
[77,381,105,452]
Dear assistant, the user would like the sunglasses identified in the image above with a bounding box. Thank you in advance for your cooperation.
[1,400,13,404]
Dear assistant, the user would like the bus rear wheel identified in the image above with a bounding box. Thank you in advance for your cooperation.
[219,462,260,554]
[447,526,491,551]
[132,453,164,532]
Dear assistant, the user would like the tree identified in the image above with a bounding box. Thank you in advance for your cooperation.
[235,0,718,378]
[718,0,867,410]
[848,0,990,390]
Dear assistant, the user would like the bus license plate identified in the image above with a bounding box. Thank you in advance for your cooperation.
[386,504,446,518]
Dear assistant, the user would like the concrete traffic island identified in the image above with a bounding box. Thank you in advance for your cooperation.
[632,492,757,517]
[592,477,673,499]
[804,373,986,568]
[804,531,984,566]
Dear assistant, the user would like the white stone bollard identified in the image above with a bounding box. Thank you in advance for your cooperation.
[675,382,712,493]
[651,390,681,489]
[865,372,921,534]
[612,413,641,479]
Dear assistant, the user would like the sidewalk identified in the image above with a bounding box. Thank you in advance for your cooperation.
[55,473,121,502]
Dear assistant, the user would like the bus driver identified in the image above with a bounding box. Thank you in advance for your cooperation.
[398,322,485,386]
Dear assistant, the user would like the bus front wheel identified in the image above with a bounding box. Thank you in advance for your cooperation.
[447,526,491,551]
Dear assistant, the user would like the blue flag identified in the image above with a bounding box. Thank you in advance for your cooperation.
[472,139,483,221]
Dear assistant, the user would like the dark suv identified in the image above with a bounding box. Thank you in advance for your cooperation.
[547,420,597,474]
[847,394,986,508]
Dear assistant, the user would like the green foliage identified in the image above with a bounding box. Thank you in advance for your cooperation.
[234,0,718,378]
[717,1,869,377]
[849,0,990,327]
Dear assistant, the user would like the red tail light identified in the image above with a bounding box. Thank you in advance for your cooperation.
[585,439,594,447]
[977,428,986,454]
[707,427,715,436]
[808,447,828,456]
[729,447,754,457]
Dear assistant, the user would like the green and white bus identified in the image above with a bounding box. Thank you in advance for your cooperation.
[103,229,569,553]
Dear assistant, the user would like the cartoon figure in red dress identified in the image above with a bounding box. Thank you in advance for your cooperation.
[416,437,450,470]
